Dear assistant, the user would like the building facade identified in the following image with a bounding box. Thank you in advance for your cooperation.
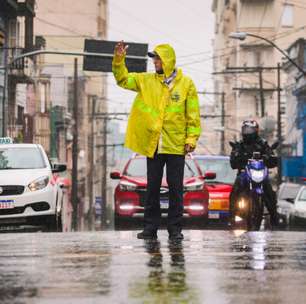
[283,39,306,180]
[211,0,306,154]
[34,0,108,229]
[0,0,38,139]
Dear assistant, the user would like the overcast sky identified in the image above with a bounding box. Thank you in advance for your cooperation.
[107,0,215,118]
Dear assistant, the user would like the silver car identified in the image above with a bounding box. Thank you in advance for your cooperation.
[289,186,306,227]
[277,182,303,227]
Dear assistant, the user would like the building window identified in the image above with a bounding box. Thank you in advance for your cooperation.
[254,51,261,66]
[17,105,24,125]
[40,83,46,113]
[281,4,294,27]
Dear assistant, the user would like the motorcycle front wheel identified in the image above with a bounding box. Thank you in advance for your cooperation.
[247,193,264,231]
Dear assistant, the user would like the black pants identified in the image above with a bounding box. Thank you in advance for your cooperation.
[230,175,278,225]
[144,153,185,234]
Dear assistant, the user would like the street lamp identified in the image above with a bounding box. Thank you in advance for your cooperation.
[229,32,306,75]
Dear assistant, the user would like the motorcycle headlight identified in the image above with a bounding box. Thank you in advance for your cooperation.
[119,180,137,191]
[184,181,204,192]
[250,169,265,183]
[28,176,49,192]
[237,198,247,209]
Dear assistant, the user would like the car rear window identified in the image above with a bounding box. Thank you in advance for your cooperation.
[0,147,46,169]
[196,158,236,184]
[278,184,302,200]
[124,158,200,178]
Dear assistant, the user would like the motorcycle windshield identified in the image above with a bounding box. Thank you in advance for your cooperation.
[249,160,265,170]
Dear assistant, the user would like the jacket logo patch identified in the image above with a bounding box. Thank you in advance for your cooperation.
[171,92,180,102]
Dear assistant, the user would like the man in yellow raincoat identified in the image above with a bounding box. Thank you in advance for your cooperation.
[113,41,201,240]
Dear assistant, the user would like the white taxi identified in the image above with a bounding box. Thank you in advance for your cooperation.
[0,138,66,231]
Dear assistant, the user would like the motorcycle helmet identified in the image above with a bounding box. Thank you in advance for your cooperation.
[241,120,259,144]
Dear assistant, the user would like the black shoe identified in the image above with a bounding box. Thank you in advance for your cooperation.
[168,232,184,241]
[137,231,157,240]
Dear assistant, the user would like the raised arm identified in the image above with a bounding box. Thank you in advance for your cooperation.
[112,41,140,92]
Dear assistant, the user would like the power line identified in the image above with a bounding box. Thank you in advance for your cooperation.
[110,2,192,52]
[180,25,306,67]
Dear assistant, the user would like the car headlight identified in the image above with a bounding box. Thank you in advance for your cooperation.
[277,206,289,215]
[184,181,204,192]
[250,169,265,183]
[119,180,137,191]
[28,176,49,192]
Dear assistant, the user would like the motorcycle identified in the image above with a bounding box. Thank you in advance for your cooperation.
[229,141,278,231]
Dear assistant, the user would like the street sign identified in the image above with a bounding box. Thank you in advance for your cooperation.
[83,39,148,72]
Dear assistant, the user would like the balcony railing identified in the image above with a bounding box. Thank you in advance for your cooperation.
[8,47,25,70]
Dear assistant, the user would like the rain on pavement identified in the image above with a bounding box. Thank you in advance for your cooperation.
[1,229,306,304]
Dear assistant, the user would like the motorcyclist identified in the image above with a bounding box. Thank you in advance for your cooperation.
[229,120,279,226]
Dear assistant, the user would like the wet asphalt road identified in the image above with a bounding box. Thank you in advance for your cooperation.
[1,230,306,304]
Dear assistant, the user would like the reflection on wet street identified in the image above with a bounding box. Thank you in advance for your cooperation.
[1,230,306,303]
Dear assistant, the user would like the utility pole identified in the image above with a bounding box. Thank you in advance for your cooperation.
[71,58,79,231]
[198,91,226,154]
[215,65,283,183]
[101,117,107,229]
[277,63,282,184]
[1,47,8,136]
[221,92,225,155]
[88,95,96,230]
[258,69,265,117]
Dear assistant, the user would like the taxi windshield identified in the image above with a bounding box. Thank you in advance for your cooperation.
[196,158,236,184]
[0,147,46,169]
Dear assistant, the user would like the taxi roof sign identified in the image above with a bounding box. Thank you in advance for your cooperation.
[0,137,13,144]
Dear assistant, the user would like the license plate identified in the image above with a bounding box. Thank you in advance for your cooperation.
[160,200,169,209]
[209,212,220,219]
[0,200,15,209]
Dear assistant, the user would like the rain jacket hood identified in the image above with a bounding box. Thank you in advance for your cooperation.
[153,44,176,78]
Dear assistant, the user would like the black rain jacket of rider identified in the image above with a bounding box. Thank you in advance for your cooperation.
[230,137,278,172]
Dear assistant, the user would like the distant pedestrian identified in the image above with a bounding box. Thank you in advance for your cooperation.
[112,41,201,240]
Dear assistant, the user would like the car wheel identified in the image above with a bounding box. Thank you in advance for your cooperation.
[114,215,140,230]
[114,215,125,230]
[289,215,296,229]
[45,213,63,232]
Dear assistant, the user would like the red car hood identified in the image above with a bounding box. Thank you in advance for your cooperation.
[121,176,199,187]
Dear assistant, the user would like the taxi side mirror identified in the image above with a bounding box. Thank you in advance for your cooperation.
[285,198,294,204]
[204,171,216,180]
[52,164,67,173]
[110,170,121,179]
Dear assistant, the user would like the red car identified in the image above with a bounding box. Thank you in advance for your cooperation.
[110,154,216,228]
[194,155,236,223]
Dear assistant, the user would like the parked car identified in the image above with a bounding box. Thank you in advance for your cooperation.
[277,182,303,227]
[110,154,215,229]
[0,139,66,231]
[286,185,306,227]
[194,155,236,223]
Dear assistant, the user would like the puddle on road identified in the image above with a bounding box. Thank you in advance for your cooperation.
[0,231,306,303]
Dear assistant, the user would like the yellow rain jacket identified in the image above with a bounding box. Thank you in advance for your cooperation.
[112,44,201,158]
